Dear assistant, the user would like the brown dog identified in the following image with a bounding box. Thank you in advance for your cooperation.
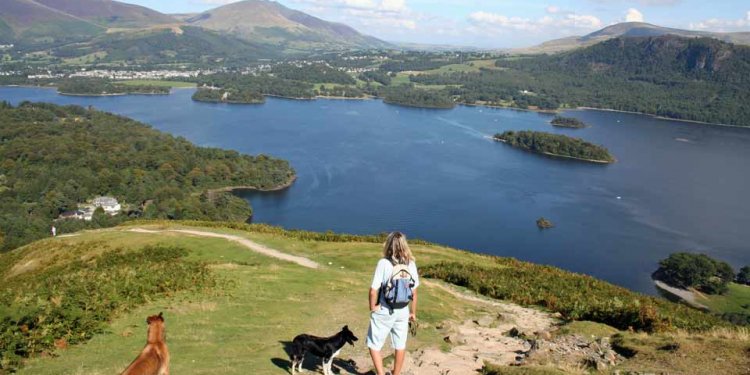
[121,312,170,375]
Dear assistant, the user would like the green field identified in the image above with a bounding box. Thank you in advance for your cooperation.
[63,51,108,65]
[390,72,412,86]
[4,222,748,374]
[13,224,505,374]
[116,80,196,88]
[422,63,480,75]
[697,283,750,314]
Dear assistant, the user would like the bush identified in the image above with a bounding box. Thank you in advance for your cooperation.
[422,261,726,333]
[737,266,750,286]
[0,244,214,371]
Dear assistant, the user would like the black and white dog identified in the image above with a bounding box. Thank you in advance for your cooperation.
[290,325,358,375]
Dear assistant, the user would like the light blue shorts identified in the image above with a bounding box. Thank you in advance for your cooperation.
[367,306,410,351]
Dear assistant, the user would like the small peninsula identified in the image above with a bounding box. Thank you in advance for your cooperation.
[551,116,587,129]
[493,130,615,164]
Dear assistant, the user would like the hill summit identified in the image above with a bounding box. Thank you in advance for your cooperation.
[185,0,391,51]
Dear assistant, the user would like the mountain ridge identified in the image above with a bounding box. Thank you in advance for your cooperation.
[519,22,750,54]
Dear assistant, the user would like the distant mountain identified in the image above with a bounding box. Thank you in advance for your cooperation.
[520,22,750,54]
[33,0,175,27]
[186,0,391,51]
[50,26,279,65]
[0,0,175,44]
[0,0,103,43]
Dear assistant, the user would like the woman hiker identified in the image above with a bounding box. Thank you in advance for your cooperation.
[367,231,419,375]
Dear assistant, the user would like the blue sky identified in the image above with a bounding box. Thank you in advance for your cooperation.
[126,0,750,48]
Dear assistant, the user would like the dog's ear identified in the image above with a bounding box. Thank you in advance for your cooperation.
[343,325,349,331]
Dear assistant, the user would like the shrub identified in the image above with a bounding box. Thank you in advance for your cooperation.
[737,266,750,286]
[0,244,214,371]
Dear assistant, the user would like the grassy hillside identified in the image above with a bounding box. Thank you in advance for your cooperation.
[34,0,176,28]
[697,283,750,324]
[1,221,747,374]
[52,26,278,65]
[0,0,104,43]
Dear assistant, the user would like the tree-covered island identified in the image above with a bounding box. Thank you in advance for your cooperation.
[192,88,265,104]
[493,130,615,163]
[551,116,587,128]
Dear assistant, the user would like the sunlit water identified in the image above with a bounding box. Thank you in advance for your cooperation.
[3,87,749,294]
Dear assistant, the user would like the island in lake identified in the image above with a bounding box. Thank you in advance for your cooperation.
[383,86,456,109]
[192,88,265,104]
[551,116,587,128]
[493,130,615,164]
[57,78,170,96]
[536,217,555,229]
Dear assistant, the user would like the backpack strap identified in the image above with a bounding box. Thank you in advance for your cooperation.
[386,263,414,289]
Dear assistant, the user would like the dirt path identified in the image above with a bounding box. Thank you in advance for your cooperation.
[654,280,709,310]
[126,228,320,269]
[397,280,556,375]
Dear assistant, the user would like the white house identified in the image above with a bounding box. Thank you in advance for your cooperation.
[92,196,121,215]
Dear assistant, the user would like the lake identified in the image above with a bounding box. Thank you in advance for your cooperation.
[2,86,749,294]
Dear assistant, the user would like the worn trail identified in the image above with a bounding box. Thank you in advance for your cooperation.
[126,228,320,269]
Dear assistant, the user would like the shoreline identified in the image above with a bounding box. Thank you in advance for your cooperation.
[573,107,749,129]
[207,175,298,195]
[59,91,170,97]
[2,84,749,128]
[653,280,710,310]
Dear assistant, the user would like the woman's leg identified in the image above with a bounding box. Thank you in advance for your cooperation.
[369,348,386,375]
[392,349,406,375]
[389,308,410,375]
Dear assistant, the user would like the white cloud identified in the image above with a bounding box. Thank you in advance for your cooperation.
[199,0,238,5]
[467,11,602,33]
[625,8,644,22]
[288,0,422,37]
[587,0,679,5]
[689,12,750,32]
[342,0,376,8]
[381,0,406,12]
[546,6,560,14]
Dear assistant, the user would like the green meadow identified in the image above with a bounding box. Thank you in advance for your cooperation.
[13,224,502,374]
[2,222,747,374]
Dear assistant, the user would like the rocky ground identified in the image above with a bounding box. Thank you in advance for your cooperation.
[380,281,626,375]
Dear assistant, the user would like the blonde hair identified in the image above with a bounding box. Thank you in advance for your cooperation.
[383,231,414,264]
